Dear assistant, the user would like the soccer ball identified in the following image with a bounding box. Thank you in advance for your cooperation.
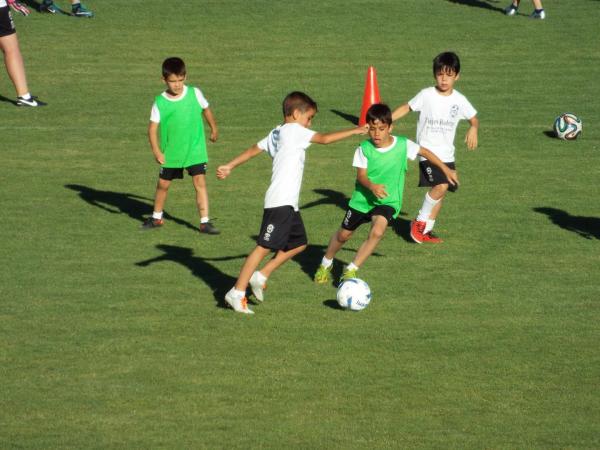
[553,113,582,140]
[336,278,371,311]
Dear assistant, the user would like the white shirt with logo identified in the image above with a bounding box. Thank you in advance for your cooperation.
[409,87,477,162]
[257,122,316,211]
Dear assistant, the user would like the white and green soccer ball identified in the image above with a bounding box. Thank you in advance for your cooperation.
[553,113,582,140]
[336,278,371,311]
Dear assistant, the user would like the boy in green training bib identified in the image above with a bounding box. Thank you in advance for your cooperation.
[314,104,459,284]
[142,57,220,234]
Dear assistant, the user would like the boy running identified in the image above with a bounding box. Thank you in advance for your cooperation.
[314,104,459,284]
[392,51,478,243]
[217,91,367,314]
[143,57,220,234]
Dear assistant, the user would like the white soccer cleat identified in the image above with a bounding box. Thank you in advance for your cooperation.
[224,289,254,314]
[504,4,517,16]
[249,271,266,302]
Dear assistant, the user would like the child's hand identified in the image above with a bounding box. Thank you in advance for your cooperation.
[371,183,388,199]
[8,0,30,16]
[216,165,232,179]
[210,129,219,142]
[153,152,165,165]
[356,124,369,135]
[445,169,460,187]
[465,126,478,150]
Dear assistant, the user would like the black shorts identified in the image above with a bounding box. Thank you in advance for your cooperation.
[0,7,16,37]
[159,163,207,180]
[257,206,307,251]
[341,205,395,231]
[418,161,458,192]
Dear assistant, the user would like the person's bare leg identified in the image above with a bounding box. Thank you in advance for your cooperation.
[0,33,29,97]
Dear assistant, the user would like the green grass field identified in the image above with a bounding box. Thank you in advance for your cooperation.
[1,1,599,448]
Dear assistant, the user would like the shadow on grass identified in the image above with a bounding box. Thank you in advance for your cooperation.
[330,109,359,125]
[21,0,71,14]
[301,188,348,212]
[543,130,558,138]
[445,0,504,12]
[534,207,600,240]
[65,184,198,232]
[0,94,17,106]
[136,245,247,308]
[323,299,344,310]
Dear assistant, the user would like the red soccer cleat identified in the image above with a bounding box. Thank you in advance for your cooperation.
[422,232,443,244]
[410,220,426,244]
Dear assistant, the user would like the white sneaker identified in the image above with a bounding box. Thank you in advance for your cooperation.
[504,4,517,15]
[224,288,254,314]
[249,271,266,302]
[530,9,545,19]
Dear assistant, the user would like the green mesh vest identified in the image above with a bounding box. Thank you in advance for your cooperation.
[155,86,207,168]
[348,136,408,218]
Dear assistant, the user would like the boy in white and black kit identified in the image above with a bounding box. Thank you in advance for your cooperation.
[217,91,367,314]
[392,51,479,243]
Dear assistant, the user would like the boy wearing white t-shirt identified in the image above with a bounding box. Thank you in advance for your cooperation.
[392,51,479,243]
[314,104,459,285]
[217,91,367,314]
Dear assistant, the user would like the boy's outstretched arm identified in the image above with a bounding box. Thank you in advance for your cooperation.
[148,121,165,165]
[216,144,262,179]
[465,116,479,150]
[418,147,460,187]
[391,103,411,122]
[203,107,219,142]
[311,125,367,145]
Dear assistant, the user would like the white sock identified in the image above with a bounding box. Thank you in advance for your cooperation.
[200,217,209,224]
[19,92,32,100]
[321,257,333,268]
[347,262,359,271]
[424,219,435,234]
[152,211,163,220]
[416,193,440,222]
[254,270,267,283]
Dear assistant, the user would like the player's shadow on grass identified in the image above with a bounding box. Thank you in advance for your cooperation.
[301,188,348,212]
[389,215,414,242]
[534,207,600,240]
[136,245,247,308]
[446,0,504,13]
[0,94,18,106]
[330,109,359,125]
[66,184,198,232]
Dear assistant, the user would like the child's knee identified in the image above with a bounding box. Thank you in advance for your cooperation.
[336,229,352,243]
[157,179,171,191]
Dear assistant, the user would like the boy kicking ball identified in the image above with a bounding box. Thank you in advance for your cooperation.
[217,91,367,314]
[314,104,459,285]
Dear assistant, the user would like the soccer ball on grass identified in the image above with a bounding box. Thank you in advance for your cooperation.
[336,278,371,311]
[553,113,582,140]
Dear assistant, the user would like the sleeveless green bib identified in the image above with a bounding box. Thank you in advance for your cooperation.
[155,86,207,168]
[348,136,408,218]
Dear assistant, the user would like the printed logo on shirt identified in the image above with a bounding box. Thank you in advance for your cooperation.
[450,104,459,118]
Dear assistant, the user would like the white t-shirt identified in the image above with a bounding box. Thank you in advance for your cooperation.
[0,1,7,8]
[149,86,209,123]
[409,87,477,162]
[257,122,316,211]
[352,136,420,168]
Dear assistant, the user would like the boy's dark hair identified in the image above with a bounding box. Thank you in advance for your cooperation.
[366,103,392,125]
[162,57,186,78]
[433,51,460,75]
[282,91,318,117]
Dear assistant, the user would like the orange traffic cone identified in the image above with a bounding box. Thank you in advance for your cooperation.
[358,66,381,126]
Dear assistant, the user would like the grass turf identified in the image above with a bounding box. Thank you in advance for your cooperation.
[1,0,599,448]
